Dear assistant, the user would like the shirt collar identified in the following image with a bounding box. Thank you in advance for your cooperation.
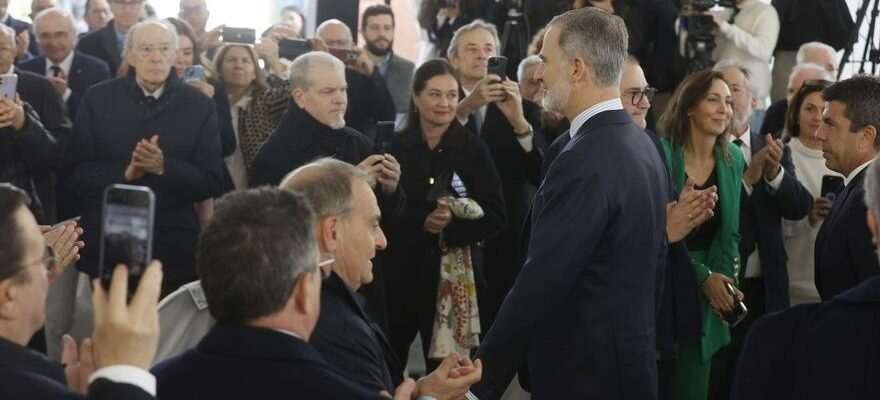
[569,98,624,138]
[377,53,392,76]
[845,157,877,186]
[271,328,304,340]
[139,83,165,99]
[46,51,75,76]
[730,127,752,148]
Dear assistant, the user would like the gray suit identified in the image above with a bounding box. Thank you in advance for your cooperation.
[383,53,415,114]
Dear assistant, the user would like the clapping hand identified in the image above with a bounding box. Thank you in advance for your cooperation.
[666,177,718,243]
[125,135,164,181]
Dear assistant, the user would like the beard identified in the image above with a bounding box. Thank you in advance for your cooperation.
[328,117,346,130]
[366,37,393,57]
[542,80,571,114]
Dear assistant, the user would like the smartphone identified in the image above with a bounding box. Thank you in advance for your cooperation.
[821,175,844,201]
[487,56,508,83]
[724,282,748,327]
[374,121,395,154]
[222,27,256,44]
[0,74,18,99]
[278,38,312,60]
[327,47,359,67]
[99,184,155,299]
[183,65,205,82]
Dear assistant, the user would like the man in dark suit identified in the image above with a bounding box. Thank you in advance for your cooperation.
[77,0,144,75]
[360,4,415,119]
[710,61,813,400]
[65,21,224,297]
[732,160,880,400]
[20,7,111,121]
[814,75,880,300]
[470,9,670,399]
[447,20,546,331]
[0,184,162,400]
[152,187,478,400]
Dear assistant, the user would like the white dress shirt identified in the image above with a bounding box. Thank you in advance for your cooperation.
[845,158,877,187]
[45,51,74,102]
[569,98,624,138]
[88,365,156,396]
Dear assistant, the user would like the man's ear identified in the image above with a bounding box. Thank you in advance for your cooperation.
[316,216,339,254]
[0,279,19,319]
[292,88,306,109]
[860,124,878,152]
[292,269,321,318]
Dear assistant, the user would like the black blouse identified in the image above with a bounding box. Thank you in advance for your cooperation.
[685,167,722,252]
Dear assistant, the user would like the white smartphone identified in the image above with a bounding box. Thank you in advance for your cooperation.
[0,74,18,99]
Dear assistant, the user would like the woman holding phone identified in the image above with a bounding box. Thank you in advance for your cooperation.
[657,69,744,400]
[382,59,506,369]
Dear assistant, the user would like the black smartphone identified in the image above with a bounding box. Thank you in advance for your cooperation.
[99,184,155,300]
[327,47,359,66]
[278,38,311,60]
[724,282,748,327]
[222,27,256,44]
[374,121,395,154]
[487,56,508,82]
[821,175,844,201]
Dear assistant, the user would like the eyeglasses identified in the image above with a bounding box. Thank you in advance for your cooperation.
[21,245,57,273]
[628,87,657,106]
[133,44,175,58]
[316,256,335,280]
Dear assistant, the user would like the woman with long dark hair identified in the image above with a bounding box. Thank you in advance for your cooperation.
[657,69,744,400]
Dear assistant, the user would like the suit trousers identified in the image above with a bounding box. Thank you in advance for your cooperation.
[708,277,766,400]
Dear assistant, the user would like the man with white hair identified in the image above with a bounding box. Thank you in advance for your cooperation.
[710,59,813,400]
[762,60,835,138]
[64,21,225,297]
[20,7,111,120]
[315,19,395,139]
[771,40,838,101]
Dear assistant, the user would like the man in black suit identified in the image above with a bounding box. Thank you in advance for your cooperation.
[733,160,880,400]
[710,60,813,400]
[65,21,224,296]
[152,187,478,399]
[21,7,111,121]
[77,0,143,75]
[0,184,161,400]
[470,9,670,399]
[0,0,40,61]
[447,20,545,331]
[814,75,880,300]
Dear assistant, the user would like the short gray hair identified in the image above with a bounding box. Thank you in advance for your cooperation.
[281,157,375,219]
[446,19,500,59]
[549,7,628,88]
[123,20,179,56]
[714,59,759,98]
[517,55,542,83]
[315,19,353,45]
[788,62,834,88]
[289,51,345,92]
[34,7,78,45]
[796,41,836,65]
[0,24,16,47]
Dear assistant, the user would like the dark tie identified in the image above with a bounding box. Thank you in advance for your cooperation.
[50,65,61,77]
[733,138,743,147]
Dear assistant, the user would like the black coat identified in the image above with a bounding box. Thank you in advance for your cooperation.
[64,70,224,279]
[153,324,387,400]
[311,273,402,393]
[471,110,669,399]
[761,99,787,139]
[733,275,880,400]
[0,105,58,223]
[738,133,813,311]
[0,337,154,399]
[815,167,880,299]
[345,68,396,140]
[77,20,123,76]
[18,51,112,121]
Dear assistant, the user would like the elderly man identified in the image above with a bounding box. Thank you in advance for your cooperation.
[315,19,396,139]
[446,19,545,330]
[64,21,224,297]
[360,4,415,120]
[762,42,837,138]
[29,0,56,21]
[733,159,880,399]
[20,7,111,120]
[83,0,113,34]
[152,186,479,399]
[0,0,40,61]
[814,75,880,300]
[519,54,568,144]
[0,183,163,399]
[78,0,144,75]
[710,60,812,400]
[771,40,838,101]
[471,8,670,399]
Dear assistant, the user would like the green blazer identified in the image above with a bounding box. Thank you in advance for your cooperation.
[661,138,744,360]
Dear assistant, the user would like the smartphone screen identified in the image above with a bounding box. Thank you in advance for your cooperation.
[99,184,155,298]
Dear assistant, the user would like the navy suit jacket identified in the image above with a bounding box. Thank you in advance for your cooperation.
[733,274,880,400]
[5,16,40,60]
[738,132,812,311]
[471,109,670,399]
[0,337,153,399]
[77,21,122,76]
[815,167,880,299]
[18,51,112,120]
[153,324,387,399]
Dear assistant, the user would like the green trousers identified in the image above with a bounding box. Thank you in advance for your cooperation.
[675,340,711,400]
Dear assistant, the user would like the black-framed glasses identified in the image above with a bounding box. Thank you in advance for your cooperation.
[628,87,657,106]
[21,245,57,272]
[316,256,335,280]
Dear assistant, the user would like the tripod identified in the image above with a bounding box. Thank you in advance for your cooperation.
[500,4,530,72]
[838,0,880,78]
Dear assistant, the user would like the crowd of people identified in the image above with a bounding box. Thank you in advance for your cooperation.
[1,0,879,399]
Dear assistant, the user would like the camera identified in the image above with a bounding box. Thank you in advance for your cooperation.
[690,0,736,12]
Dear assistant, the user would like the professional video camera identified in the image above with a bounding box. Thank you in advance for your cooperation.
[681,0,737,71]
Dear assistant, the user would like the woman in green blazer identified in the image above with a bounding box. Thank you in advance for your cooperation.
[658,69,745,400]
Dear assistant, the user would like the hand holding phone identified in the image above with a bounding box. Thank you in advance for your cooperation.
[821,175,844,201]
[374,121,395,154]
[222,27,256,44]
[487,56,508,83]
[723,282,748,327]
[99,184,155,301]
